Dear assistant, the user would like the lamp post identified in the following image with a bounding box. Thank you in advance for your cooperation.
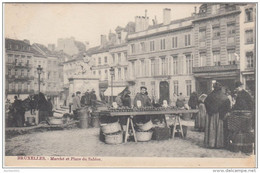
[109,67,115,105]
[37,65,43,93]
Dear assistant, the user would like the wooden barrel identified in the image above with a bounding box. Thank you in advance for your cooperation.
[228,132,254,153]
[91,116,100,128]
[78,108,89,129]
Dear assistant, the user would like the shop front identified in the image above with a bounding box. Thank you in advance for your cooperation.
[193,64,240,94]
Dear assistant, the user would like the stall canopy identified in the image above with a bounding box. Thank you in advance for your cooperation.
[104,87,126,96]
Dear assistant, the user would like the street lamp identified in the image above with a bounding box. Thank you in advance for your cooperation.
[37,65,43,93]
[109,67,115,104]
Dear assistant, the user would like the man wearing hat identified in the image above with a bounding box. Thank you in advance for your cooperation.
[233,81,253,111]
[133,86,152,123]
[72,91,81,120]
[134,86,152,108]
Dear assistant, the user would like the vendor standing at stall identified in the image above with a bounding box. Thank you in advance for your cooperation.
[133,86,152,123]
[72,91,81,120]
[204,82,230,148]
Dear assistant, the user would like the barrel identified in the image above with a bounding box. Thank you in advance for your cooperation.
[78,108,89,129]
[91,116,100,128]
[228,132,254,153]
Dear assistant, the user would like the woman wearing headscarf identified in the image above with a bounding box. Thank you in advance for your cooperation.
[195,94,207,131]
[38,92,49,123]
[204,82,231,148]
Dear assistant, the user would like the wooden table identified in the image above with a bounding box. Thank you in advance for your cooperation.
[105,109,199,143]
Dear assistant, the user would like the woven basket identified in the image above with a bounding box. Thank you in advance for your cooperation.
[104,131,123,144]
[136,120,154,131]
[101,121,121,134]
[48,118,64,125]
[227,114,252,132]
[136,131,153,142]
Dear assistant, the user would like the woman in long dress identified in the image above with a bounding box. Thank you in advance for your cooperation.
[195,94,207,131]
[204,82,230,148]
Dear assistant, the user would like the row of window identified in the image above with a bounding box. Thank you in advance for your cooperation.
[198,50,254,68]
[6,44,31,51]
[200,25,253,45]
[92,67,128,80]
[140,80,192,97]
[8,82,31,91]
[111,52,128,65]
[130,34,192,54]
[7,54,32,59]
[130,55,193,77]
[8,68,30,76]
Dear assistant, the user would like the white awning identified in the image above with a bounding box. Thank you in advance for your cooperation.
[104,87,126,96]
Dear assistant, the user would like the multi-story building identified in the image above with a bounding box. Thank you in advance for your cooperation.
[31,46,48,94]
[127,9,196,104]
[107,22,135,95]
[32,43,64,106]
[90,43,113,92]
[239,4,256,95]
[5,38,34,101]
[192,3,256,95]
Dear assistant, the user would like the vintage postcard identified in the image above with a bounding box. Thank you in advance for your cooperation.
[3,2,257,168]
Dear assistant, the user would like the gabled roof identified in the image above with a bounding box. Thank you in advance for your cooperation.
[32,43,53,56]
[5,38,34,53]
[31,47,46,58]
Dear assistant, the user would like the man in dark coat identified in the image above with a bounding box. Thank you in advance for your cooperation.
[233,81,254,111]
[38,92,49,123]
[121,89,131,107]
[12,96,25,127]
[133,86,152,107]
[133,86,152,123]
[90,89,97,107]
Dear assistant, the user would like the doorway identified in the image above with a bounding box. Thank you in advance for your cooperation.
[159,81,169,104]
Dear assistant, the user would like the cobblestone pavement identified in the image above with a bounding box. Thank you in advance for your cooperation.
[5,123,249,158]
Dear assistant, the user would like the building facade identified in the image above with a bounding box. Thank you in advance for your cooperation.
[239,4,256,96]
[127,9,196,104]
[5,38,34,101]
[192,4,247,94]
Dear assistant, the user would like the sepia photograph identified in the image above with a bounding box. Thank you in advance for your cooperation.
[3,2,257,168]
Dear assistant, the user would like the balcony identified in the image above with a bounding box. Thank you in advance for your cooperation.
[6,62,32,69]
[193,64,239,73]
[6,75,34,81]
[6,89,34,95]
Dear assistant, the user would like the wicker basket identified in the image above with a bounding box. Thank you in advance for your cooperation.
[136,131,153,142]
[136,120,154,131]
[227,114,252,132]
[104,131,123,144]
[101,121,121,134]
[48,118,64,125]
[53,112,64,118]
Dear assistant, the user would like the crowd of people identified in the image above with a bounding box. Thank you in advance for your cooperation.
[6,80,254,151]
[6,92,53,127]
[69,89,97,120]
[189,81,254,149]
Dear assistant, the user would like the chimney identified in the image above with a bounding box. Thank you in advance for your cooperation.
[100,35,107,46]
[23,39,30,45]
[163,8,171,25]
[194,6,197,14]
[135,16,142,32]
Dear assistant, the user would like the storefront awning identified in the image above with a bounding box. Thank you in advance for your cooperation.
[104,87,126,96]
